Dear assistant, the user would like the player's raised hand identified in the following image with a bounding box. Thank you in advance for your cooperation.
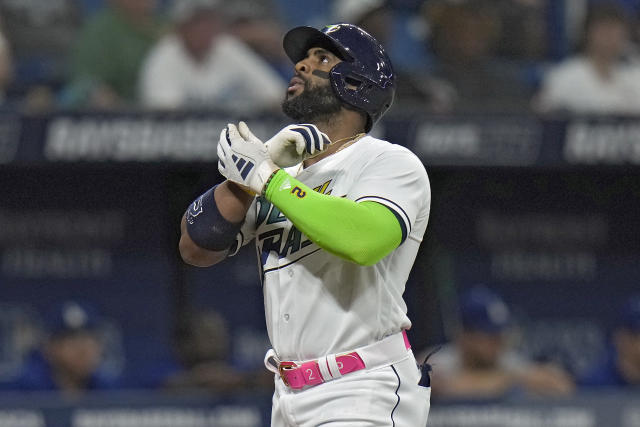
[217,122,279,195]
[265,124,331,167]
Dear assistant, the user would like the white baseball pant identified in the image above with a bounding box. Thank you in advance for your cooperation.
[270,351,430,426]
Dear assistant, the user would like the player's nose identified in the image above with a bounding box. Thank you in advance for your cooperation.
[294,59,310,75]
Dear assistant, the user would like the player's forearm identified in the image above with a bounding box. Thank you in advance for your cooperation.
[214,181,254,221]
[179,181,253,267]
[264,170,401,266]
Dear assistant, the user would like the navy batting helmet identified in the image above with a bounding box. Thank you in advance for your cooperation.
[283,23,395,132]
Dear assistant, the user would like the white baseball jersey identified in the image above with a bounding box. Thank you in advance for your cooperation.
[229,135,431,361]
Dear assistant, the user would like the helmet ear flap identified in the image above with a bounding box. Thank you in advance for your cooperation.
[330,61,377,130]
[330,62,355,96]
[329,61,390,132]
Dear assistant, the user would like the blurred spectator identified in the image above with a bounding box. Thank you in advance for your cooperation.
[535,2,640,114]
[580,295,640,387]
[0,25,13,106]
[332,0,393,48]
[162,309,270,393]
[138,0,285,113]
[0,0,81,110]
[273,0,329,28]
[224,0,290,80]
[416,0,532,113]
[11,301,119,395]
[62,0,166,109]
[491,0,548,61]
[331,0,453,113]
[423,286,574,401]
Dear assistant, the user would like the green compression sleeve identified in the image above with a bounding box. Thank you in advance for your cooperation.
[264,170,402,266]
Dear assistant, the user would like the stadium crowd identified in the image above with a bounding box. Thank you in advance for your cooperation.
[0,0,640,116]
[0,0,639,403]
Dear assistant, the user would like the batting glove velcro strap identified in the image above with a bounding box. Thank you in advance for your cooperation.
[265,124,330,167]
[217,122,279,195]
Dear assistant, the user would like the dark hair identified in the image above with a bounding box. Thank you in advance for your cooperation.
[584,2,630,34]
[576,2,631,53]
[426,1,501,58]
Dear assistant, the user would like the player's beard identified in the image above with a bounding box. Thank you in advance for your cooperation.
[282,80,343,123]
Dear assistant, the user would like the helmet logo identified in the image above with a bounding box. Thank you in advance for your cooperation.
[323,24,341,33]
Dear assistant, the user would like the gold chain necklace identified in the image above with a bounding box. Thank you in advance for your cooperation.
[298,132,366,174]
[305,132,366,160]
[332,132,366,154]
[332,132,366,146]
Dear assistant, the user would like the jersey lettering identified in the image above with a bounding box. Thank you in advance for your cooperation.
[267,205,287,225]
[313,180,333,195]
[258,225,313,263]
[301,237,313,249]
[255,179,334,269]
[281,226,302,257]
[256,197,271,226]
[259,229,283,266]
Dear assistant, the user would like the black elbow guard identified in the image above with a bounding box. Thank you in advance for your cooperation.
[185,185,243,251]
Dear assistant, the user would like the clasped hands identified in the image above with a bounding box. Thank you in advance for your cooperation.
[217,122,330,195]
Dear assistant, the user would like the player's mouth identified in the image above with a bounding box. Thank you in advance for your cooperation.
[287,76,305,94]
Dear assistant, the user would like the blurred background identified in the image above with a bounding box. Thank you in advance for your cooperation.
[0,0,639,426]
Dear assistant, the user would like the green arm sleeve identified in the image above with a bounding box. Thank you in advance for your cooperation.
[264,170,402,266]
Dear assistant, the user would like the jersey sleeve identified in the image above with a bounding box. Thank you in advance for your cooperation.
[347,148,430,243]
[226,196,258,257]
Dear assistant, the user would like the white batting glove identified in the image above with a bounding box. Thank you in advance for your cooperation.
[217,121,278,195]
[265,124,331,167]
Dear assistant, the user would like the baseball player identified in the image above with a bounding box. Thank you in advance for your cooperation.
[180,23,431,426]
